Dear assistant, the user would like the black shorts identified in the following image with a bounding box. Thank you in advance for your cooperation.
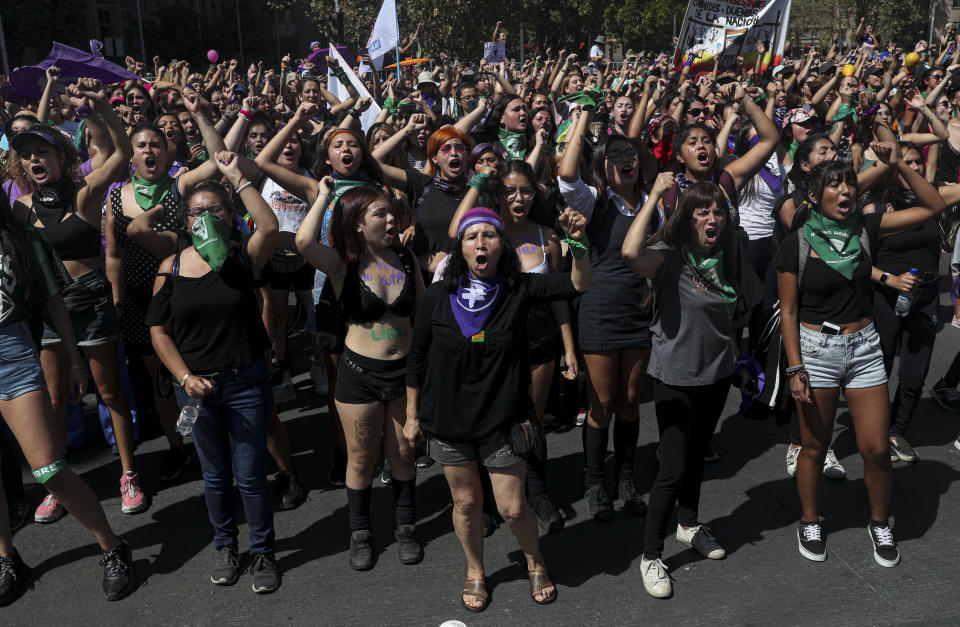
[334,347,406,404]
[270,261,314,291]
[527,342,556,366]
[42,269,120,348]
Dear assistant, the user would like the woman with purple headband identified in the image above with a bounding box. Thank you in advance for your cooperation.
[404,205,590,612]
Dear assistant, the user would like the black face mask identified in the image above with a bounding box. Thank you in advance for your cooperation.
[464,97,479,113]
[32,177,75,228]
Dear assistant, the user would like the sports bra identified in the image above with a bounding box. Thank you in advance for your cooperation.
[340,247,416,324]
[520,226,549,275]
[38,214,101,261]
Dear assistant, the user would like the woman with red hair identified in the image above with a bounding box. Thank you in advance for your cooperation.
[373,118,474,279]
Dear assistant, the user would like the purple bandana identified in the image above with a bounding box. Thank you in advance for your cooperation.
[749,135,785,194]
[450,275,503,338]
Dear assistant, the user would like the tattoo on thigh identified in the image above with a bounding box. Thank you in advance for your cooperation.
[355,415,376,447]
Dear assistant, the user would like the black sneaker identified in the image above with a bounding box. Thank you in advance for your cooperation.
[415,454,435,469]
[380,458,394,486]
[797,522,826,562]
[158,446,191,481]
[394,525,424,565]
[250,552,281,594]
[867,522,900,567]
[931,379,960,413]
[618,479,648,518]
[530,494,565,533]
[99,541,135,601]
[889,437,919,463]
[273,471,307,511]
[210,544,239,586]
[482,512,499,537]
[8,500,28,534]
[0,548,30,607]
[584,484,614,522]
[349,530,374,571]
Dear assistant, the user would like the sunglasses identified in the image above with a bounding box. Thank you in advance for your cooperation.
[439,143,467,154]
[687,107,705,117]
[187,205,229,218]
[607,148,639,164]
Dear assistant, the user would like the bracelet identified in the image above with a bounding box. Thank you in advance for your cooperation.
[177,372,191,387]
[238,109,253,120]
[740,94,753,109]
[235,180,253,194]
[346,108,359,118]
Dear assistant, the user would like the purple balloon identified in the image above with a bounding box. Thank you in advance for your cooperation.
[207,49,219,63]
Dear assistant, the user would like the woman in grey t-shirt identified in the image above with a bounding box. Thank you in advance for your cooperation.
[622,175,752,599]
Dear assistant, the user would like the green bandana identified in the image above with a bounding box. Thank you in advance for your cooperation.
[191,212,232,272]
[831,104,858,123]
[498,127,528,160]
[686,248,737,306]
[132,174,172,210]
[333,178,374,199]
[788,141,799,160]
[556,88,605,111]
[802,210,861,280]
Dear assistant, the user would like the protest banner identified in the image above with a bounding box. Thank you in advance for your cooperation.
[672,0,791,73]
[484,42,506,64]
[327,43,381,132]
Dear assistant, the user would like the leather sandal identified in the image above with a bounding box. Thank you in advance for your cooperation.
[528,569,557,605]
[462,577,489,613]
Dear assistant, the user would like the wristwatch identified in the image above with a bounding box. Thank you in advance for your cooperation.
[879,272,890,284]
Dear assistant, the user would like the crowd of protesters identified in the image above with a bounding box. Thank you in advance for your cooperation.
[3,15,960,608]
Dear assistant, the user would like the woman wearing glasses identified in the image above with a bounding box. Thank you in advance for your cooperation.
[447,160,578,533]
[557,108,654,522]
[145,151,282,594]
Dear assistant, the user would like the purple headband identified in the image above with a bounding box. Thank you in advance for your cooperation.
[457,207,504,239]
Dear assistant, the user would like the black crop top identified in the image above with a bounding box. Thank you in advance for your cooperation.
[39,214,101,261]
[776,213,882,324]
[340,247,416,324]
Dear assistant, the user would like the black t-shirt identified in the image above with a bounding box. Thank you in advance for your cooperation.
[406,172,468,257]
[776,212,882,324]
[407,273,580,442]
[874,209,939,276]
[145,237,271,373]
[935,139,960,185]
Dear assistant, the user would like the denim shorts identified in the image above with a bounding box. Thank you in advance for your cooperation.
[0,321,47,401]
[42,269,120,348]
[799,323,888,390]
[428,429,525,468]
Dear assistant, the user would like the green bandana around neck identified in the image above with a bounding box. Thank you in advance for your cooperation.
[132,174,172,210]
[191,212,232,272]
[686,248,737,307]
[788,141,799,160]
[802,210,861,280]
[498,127,528,160]
[332,178,374,199]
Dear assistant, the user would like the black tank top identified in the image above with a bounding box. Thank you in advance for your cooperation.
[936,139,960,185]
[340,247,416,324]
[32,180,101,260]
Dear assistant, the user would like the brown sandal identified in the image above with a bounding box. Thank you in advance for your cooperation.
[462,577,489,613]
[528,569,557,605]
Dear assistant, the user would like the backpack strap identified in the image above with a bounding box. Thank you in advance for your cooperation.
[172,249,182,279]
[413,179,435,221]
[662,182,679,221]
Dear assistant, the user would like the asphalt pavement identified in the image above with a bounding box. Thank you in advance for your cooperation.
[4,290,960,626]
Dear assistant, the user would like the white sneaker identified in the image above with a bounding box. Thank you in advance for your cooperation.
[822,448,846,480]
[575,410,587,426]
[785,445,800,477]
[310,364,328,396]
[640,557,672,598]
[955,435,960,452]
[676,524,726,559]
[952,316,960,329]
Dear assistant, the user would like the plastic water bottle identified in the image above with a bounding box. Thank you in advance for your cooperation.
[176,397,200,435]
[894,268,918,317]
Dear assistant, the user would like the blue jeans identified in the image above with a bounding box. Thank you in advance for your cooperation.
[175,358,275,553]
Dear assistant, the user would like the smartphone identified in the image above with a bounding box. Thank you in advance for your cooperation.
[820,322,841,335]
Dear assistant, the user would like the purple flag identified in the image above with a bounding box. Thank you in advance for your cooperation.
[9,42,141,100]
[298,46,353,76]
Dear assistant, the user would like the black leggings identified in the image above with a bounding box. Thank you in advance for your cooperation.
[873,282,938,438]
[643,377,729,559]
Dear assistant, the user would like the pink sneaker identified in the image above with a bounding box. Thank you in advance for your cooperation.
[34,493,67,523]
[120,472,148,514]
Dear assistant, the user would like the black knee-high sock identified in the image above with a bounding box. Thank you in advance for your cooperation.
[346,486,372,531]
[613,417,640,483]
[392,478,416,527]
[584,424,609,486]
[480,466,497,516]
[525,439,548,499]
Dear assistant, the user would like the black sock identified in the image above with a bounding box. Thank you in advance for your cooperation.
[870,519,889,528]
[584,424,608,486]
[525,440,548,499]
[392,478,416,527]
[346,486,372,531]
[613,417,640,483]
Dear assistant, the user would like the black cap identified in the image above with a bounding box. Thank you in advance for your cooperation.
[819,62,836,76]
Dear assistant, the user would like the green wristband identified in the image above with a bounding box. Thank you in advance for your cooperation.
[562,235,590,259]
[333,68,348,82]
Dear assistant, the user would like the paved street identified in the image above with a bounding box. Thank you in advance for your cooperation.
[5,289,960,626]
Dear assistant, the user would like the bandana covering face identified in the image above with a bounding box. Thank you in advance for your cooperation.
[802,209,862,280]
[191,212,232,272]
[498,127,528,160]
[450,275,504,338]
[132,174,172,210]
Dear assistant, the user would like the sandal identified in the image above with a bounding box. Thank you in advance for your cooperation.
[528,569,557,605]
[462,577,489,613]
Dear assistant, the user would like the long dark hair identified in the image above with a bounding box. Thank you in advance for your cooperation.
[792,160,859,229]
[588,133,647,217]
[479,94,532,145]
[786,130,834,194]
[871,142,922,212]
[329,186,399,263]
[313,128,390,191]
[441,226,523,292]
[661,180,737,279]
[671,122,718,175]
[489,159,546,217]
[0,187,42,313]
